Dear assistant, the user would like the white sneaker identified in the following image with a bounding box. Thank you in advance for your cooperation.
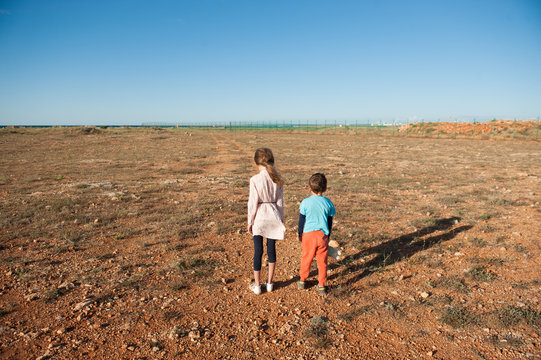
[249,283,261,295]
[266,282,273,292]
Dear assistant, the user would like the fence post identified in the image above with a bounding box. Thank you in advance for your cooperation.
[406,119,409,137]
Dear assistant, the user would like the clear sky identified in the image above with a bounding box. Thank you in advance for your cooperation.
[1,0,540,125]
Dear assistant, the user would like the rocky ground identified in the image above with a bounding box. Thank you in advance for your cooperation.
[0,127,540,359]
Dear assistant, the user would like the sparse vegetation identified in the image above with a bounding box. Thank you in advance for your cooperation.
[470,237,487,247]
[440,306,477,328]
[437,276,470,293]
[467,265,496,282]
[173,257,217,278]
[338,305,372,322]
[305,316,330,348]
[492,306,541,328]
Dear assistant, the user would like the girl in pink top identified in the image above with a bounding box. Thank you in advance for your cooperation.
[247,148,286,295]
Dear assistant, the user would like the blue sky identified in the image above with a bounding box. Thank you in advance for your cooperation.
[1,0,540,125]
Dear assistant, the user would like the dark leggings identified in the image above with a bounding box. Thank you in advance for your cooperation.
[253,235,276,271]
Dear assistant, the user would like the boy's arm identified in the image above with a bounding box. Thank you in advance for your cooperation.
[298,214,306,242]
[327,216,333,240]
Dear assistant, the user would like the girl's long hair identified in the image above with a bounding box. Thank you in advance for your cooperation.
[254,148,284,187]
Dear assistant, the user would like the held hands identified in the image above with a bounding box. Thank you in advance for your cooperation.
[247,224,253,235]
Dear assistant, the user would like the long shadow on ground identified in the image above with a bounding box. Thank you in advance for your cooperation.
[328,217,473,287]
[278,217,472,290]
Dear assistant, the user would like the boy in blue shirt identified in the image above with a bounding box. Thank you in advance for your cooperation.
[298,173,336,295]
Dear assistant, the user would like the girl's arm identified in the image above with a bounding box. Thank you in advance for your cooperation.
[277,186,284,222]
[247,178,259,232]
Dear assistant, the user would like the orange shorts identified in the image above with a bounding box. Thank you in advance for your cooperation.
[299,230,329,286]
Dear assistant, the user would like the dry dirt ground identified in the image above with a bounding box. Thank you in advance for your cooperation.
[0,127,540,360]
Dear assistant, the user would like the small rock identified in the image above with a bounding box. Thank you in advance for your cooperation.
[73,298,94,311]
[279,323,293,334]
[36,350,51,360]
[189,330,201,342]
[58,281,75,290]
[25,293,40,301]
[169,326,181,339]
[420,292,430,299]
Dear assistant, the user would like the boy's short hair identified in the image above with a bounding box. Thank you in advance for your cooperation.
[309,173,327,193]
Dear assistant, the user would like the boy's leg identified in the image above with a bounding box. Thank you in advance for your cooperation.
[267,238,276,284]
[315,233,329,287]
[299,232,317,282]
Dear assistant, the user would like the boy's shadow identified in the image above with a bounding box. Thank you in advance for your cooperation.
[278,217,472,289]
[328,217,472,286]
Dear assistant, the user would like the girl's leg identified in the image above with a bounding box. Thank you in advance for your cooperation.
[266,239,276,283]
[253,235,264,286]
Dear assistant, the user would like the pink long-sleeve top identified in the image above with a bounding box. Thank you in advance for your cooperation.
[247,169,285,240]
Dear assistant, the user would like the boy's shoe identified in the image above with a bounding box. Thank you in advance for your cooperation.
[317,286,327,295]
[297,281,306,290]
[249,283,261,295]
[265,282,273,292]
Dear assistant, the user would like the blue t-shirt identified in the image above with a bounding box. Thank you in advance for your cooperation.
[299,195,336,235]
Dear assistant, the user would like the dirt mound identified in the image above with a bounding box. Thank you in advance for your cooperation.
[399,120,539,138]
